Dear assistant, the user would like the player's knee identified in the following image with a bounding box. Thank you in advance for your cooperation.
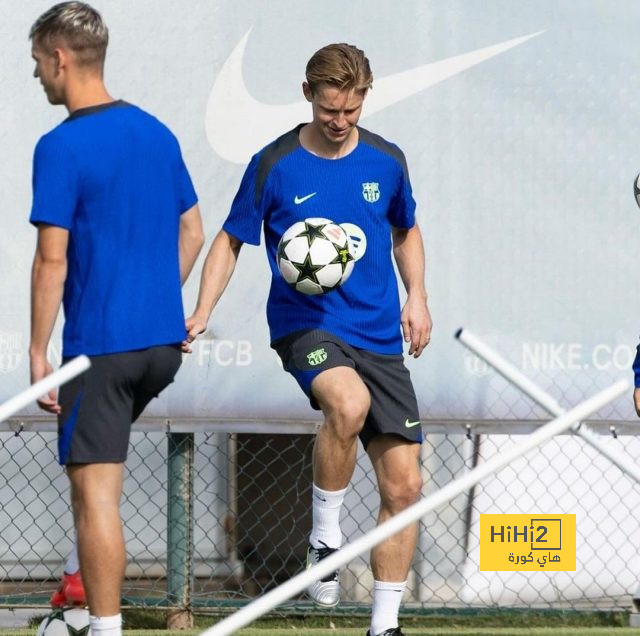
[325,390,370,437]
[68,467,122,513]
[71,487,119,515]
[380,471,422,513]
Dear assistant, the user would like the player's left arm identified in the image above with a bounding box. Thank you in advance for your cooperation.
[30,223,69,413]
[392,223,432,358]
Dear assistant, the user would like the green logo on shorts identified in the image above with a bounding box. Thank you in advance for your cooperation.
[307,348,327,366]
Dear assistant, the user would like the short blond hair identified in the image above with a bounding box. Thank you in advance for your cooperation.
[30,2,108,69]
[305,43,373,94]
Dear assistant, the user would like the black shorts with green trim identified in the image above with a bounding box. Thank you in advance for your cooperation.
[272,329,422,449]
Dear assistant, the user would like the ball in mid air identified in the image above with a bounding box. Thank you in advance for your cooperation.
[277,218,355,295]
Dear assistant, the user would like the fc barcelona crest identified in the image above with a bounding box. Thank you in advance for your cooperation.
[0,332,22,374]
[307,348,327,366]
[362,182,380,203]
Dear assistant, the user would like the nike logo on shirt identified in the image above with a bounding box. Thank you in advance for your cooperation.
[294,193,317,204]
[405,419,421,428]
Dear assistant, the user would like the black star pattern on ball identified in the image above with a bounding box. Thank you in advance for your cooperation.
[67,624,91,636]
[276,238,291,263]
[296,252,325,286]
[46,609,65,626]
[299,221,328,244]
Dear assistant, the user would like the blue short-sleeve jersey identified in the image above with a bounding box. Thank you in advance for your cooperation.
[633,344,640,387]
[30,101,198,356]
[223,125,417,353]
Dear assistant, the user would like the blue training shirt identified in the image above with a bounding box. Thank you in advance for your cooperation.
[223,124,417,354]
[30,101,198,357]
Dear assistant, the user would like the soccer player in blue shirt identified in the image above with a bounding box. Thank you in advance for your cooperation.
[29,3,204,634]
[633,348,640,416]
[185,44,432,636]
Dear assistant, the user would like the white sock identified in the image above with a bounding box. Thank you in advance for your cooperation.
[89,614,122,636]
[370,580,406,636]
[64,542,80,575]
[309,483,346,549]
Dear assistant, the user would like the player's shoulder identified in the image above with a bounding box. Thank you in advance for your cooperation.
[247,125,303,196]
[254,125,302,167]
[357,126,410,174]
[34,123,72,159]
[68,102,179,143]
[121,104,180,142]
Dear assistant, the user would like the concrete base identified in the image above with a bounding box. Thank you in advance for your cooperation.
[167,608,194,630]
[629,613,640,628]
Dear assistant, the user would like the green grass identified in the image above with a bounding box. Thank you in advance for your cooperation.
[127,609,636,630]
[12,608,640,635]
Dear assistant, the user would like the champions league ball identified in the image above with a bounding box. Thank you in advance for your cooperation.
[277,218,355,295]
[36,608,91,636]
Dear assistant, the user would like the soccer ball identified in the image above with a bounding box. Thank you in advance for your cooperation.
[277,218,355,295]
[36,608,91,636]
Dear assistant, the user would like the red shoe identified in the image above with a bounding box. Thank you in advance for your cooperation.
[50,571,86,608]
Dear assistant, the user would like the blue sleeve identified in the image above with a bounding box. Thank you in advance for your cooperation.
[633,344,640,388]
[30,134,79,229]
[178,155,198,214]
[387,156,416,229]
[222,153,267,246]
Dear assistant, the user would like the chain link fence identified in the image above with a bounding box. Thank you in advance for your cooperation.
[1,417,639,615]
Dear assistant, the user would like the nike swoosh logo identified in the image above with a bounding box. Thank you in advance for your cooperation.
[206,29,544,163]
[294,192,316,204]
[405,419,421,428]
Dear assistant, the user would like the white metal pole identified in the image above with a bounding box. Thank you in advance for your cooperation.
[455,328,640,483]
[0,356,91,423]
[201,379,627,636]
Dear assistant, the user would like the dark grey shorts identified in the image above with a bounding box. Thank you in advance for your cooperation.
[58,345,182,465]
[272,329,422,449]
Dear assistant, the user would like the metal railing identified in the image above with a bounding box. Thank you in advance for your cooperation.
[2,410,639,617]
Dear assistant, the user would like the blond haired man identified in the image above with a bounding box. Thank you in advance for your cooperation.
[29,3,204,634]
[186,43,431,636]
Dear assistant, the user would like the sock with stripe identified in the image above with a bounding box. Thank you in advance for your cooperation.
[370,579,406,636]
[309,483,346,549]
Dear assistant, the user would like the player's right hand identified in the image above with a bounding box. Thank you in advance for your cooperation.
[634,388,640,418]
[182,314,207,353]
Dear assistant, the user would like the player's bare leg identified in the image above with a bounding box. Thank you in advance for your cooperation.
[305,366,370,606]
[367,436,422,635]
[67,463,125,618]
[312,366,370,490]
